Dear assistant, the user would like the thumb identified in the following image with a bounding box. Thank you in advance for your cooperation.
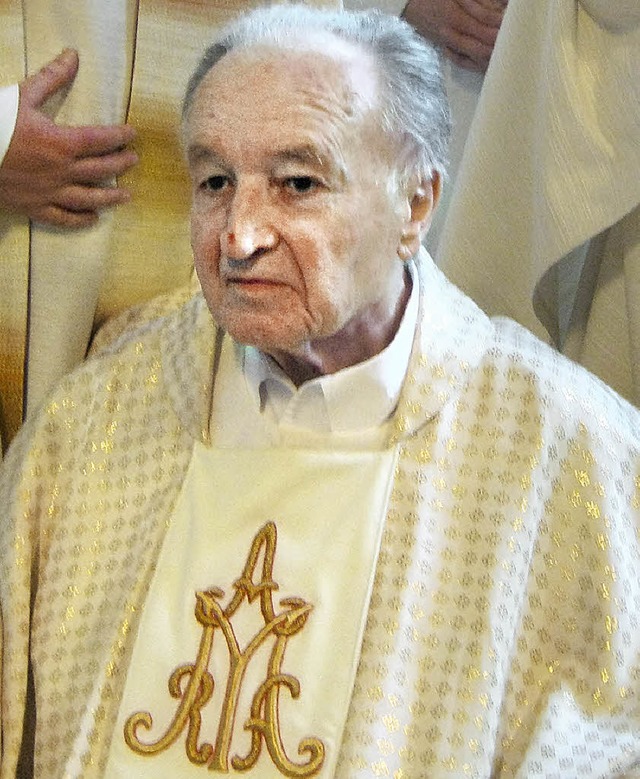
[21,48,79,108]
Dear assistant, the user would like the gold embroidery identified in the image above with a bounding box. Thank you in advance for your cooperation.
[124,522,325,775]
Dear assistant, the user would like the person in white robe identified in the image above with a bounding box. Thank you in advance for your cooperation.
[1,6,639,778]
[438,0,640,406]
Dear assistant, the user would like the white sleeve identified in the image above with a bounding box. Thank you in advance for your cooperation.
[343,0,408,17]
[0,84,20,167]
[579,0,640,31]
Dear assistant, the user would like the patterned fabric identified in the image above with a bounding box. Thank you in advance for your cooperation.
[1,256,639,778]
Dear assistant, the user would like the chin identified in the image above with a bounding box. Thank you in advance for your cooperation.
[212,299,324,352]
[225,319,306,355]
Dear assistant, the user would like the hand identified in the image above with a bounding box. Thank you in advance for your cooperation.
[403,0,507,72]
[0,49,138,229]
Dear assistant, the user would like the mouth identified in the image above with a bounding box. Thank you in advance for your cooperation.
[227,276,288,290]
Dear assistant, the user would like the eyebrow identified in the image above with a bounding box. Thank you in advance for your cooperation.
[271,146,347,182]
[186,144,226,168]
[186,142,348,185]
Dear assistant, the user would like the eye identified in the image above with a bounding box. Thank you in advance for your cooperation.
[283,176,320,194]
[201,175,230,192]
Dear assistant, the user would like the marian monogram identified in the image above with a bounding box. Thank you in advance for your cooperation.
[124,522,325,776]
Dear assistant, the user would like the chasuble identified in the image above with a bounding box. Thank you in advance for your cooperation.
[1,255,639,777]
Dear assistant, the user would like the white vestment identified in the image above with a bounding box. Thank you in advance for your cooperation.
[1,253,639,778]
[438,0,640,405]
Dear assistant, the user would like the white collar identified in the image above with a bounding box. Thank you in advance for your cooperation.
[242,262,420,435]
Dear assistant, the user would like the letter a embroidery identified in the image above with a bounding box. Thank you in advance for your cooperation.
[124,522,325,776]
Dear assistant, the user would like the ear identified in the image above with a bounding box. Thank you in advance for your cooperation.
[397,172,442,260]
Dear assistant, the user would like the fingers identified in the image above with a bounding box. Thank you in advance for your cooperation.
[66,123,137,158]
[403,0,501,71]
[455,0,504,29]
[21,48,79,108]
[10,49,139,228]
[35,205,99,230]
[442,27,496,68]
[444,45,487,71]
[56,183,132,213]
[450,1,501,47]
[72,149,139,182]
[30,184,132,229]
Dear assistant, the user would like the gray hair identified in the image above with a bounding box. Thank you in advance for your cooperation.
[182,4,450,185]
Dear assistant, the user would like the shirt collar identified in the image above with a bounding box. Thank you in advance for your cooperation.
[162,250,495,446]
[243,262,420,435]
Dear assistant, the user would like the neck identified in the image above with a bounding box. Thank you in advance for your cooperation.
[270,267,412,386]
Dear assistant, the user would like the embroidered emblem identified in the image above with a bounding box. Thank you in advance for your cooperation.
[124,521,325,776]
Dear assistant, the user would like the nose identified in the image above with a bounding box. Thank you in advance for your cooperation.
[221,181,277,262]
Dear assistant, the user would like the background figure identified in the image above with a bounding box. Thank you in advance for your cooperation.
[438,0,640,404]
[402,0,506,253]
[0,0,337,454]
[0,44,138,456]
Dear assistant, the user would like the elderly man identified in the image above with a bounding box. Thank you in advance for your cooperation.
[1,5,639,778]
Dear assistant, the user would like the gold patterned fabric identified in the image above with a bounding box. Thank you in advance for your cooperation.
[1,256,639,777]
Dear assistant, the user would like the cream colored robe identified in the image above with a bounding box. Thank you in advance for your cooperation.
[438,0,640,406]
[1,256,639,778]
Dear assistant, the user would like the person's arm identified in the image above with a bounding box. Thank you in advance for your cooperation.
[402,0,506,71]
[0,49,138,229]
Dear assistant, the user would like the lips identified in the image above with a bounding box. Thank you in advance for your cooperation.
[229,277,279,285]
[226,275,290,289]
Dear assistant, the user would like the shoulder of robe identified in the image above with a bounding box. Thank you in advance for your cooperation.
[0,291,212,488]
[90,282,199,357]
[487,314,640,449]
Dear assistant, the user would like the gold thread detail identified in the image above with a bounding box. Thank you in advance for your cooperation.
[124,521,324,775]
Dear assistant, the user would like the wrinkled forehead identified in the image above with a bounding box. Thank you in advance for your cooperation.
[183,33,381,138]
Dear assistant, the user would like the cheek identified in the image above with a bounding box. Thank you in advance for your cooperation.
[191,207,215,256]
[191,213,224,295]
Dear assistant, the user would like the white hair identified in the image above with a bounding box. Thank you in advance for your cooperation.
[183,4,451,185]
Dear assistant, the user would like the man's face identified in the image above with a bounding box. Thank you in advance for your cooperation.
[184,39,408,363]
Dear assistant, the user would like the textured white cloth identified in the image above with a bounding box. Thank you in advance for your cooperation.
[0,84,19,166]
[438,0,640,403]
[1,251,639,778]
[104,445,397,777]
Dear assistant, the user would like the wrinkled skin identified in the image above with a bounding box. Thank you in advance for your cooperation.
[184,39,436,384]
